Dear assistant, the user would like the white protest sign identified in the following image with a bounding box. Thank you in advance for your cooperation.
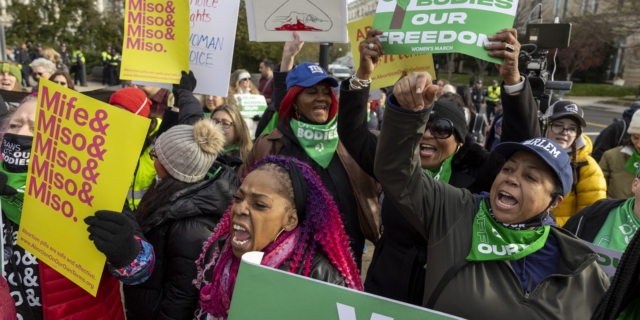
[235,94,268,140]
[245,0,348,43]
[583,241,623,280]
[139,0,241,96]
[190,0,241,96]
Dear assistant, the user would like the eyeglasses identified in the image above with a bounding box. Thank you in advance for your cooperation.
[149,148,157,161]
[426,118,454,139]
[240,78,250,82]
[55,81,67,86]
[549,122,578,136]
[212,118,233,129]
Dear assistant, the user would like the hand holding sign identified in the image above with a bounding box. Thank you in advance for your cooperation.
[485,28,521,86]
[356,29,385,80]
[393,72,438,112]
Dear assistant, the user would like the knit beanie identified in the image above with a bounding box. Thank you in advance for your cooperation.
[154,119,225,183]
[1,63,21,85]
[109,87,151,118]
[628,111,640,135]
[430,99,468,142]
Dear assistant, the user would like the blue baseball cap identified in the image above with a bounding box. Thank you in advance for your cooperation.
[494,138,572,196]
[286,62,339,91]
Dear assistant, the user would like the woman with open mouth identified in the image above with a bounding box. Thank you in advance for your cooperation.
[195,155,363,319]
[239,32,380,269]
[337,28,541,305]
[374,69,609,319]
[542,101,606,226]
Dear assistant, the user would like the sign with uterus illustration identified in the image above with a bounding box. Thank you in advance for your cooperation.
[246,0,348,43]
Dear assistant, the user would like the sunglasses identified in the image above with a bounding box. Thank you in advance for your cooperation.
[240,78,250,82]
[149,148,157,161]
[32,72,44,77]
[426,118,454,139]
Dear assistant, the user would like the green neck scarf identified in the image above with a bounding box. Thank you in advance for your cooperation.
[618,299,640,320]
[422,154,455,183]
[224,145,240,154]
[625,148,640,174]
[289,116,339,169]
[0,162,26,224]
[467,199,551,261]
[593,197,639,251]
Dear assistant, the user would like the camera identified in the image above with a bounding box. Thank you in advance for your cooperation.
[520,23,573,101]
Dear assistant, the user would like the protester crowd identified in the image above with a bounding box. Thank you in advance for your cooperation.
[0,26,638,320]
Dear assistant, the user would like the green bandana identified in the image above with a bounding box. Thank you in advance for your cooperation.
[467,199,551,261]
[625,148,640,174]
[422,154,454,183]
[618,299,640,320]
[593,198,639,252]
[224,145,240,154]
[289,116,339,169]
[0,162,26,224]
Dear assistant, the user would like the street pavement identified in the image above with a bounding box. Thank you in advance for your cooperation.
[569,96,636,140]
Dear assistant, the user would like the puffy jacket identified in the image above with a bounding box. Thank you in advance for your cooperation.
[124,162,240,320]
[373,101,609,319]
[0,276,15,320]
[592,108,637,162]
[600,145,635,199]
[553,135,607,226]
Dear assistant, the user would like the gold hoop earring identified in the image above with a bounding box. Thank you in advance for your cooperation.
[272,228,285,242]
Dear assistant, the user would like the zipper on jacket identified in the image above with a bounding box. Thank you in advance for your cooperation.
[524,276,534,299]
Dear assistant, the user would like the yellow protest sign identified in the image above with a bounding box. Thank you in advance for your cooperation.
[17,80,150,296]
[121,0,190,84]
[348,16,435,90]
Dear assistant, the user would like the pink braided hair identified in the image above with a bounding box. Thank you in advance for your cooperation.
[193,155,363,318]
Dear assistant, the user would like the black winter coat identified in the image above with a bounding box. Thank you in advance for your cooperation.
[337,78,540,305]
[123,163,240,320]
[563,198,627,242]
[592,109,635,162]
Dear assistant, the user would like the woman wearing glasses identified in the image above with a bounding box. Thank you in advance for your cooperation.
[542,101,605,226]
[211,105,253,170]
[337,29,541,305]
[125,119,240,320]
[48,71,75,90]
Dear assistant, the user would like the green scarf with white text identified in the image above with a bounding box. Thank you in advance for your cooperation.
[422,153,454,183]
[289,116,339,168]
[593,197,639,252]
[0,162,26,224]
[625,148,640,174]
[466,199,551,261]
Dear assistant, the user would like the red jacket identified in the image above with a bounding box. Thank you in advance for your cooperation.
[0,276,16,320]
[39,262,124,320]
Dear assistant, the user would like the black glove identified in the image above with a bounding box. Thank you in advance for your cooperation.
[0,172,18,197]
[172,70,197,108]
[85,210,140,269]
[176,70,197,92]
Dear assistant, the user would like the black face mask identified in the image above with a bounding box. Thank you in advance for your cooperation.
[2,133,32,173]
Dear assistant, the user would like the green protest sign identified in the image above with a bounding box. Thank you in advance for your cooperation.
[228,252,462,319]
[372,0,519,63]
[235,94,268,119]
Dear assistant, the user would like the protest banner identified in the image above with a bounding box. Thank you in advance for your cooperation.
[348,15,434,90]
[245,0,348,43]
[228,252,463,319]
[190,0,241,96]
[235,94,267,140]
[17,80,150,296]
[121,0,190,84]
[583,241,623,280]
[372,0,519,63]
